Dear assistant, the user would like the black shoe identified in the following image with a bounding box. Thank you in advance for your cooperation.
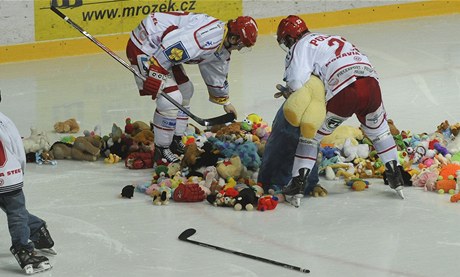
[384,160,405,199]
[32,225,56,255]
[282,168,310,196]
[154,145,180,163]
[170,135,185,155]
[10,246,51,274]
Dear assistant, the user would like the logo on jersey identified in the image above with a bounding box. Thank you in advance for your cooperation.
[325,116,344,131]
[328,77,339,87]
[163,42,190,63]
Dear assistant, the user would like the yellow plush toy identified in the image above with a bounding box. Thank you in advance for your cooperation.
[282,75,326,138]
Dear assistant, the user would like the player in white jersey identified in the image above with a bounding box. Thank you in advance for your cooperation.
[0,91,55,274]
[275,15,405,206]
[126,12,258,163]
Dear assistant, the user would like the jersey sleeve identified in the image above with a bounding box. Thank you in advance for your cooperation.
[199,58,230,104]
[284,40,315,92]
[154,18,225,71]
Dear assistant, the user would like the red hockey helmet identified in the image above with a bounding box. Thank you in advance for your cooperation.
[277,15,309,49]
[227,16,258,47]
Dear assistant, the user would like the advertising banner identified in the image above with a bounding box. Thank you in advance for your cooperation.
[35,0,242,41]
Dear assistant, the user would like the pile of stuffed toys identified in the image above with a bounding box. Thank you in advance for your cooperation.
[23,115,460,211]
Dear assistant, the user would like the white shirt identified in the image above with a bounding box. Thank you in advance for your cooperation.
[284,32,378,101]
[130,12,231,102]
[0,112,25,193]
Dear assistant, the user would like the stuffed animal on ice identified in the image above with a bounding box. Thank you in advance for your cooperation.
[321,125,364,147]
[282,75,326,139]
[53,118,80,133]
[22,128,52,154]
[339,138,370,162]
[48,136,102,161]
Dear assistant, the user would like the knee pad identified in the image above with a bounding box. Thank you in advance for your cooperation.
[156,89,183,116]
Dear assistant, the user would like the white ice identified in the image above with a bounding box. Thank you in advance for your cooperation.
[1,14,460,277]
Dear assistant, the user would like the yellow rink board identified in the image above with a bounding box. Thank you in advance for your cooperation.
[1,0,459,64]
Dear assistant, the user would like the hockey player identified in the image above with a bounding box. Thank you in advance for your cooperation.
[126,12,258,163]
[0,91,56,274]
[276,15,406,206]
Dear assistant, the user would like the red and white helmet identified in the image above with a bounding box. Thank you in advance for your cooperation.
[276,15,309,49]
[227,16,258,47]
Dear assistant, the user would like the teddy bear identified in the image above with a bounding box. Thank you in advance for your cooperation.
[180,142,205,170]
[22,128,52,154]
[48,136,102,161]
[152,186,172,205]
[321,125,364,147]
[216,155,243,180]
[282,75,326,139]
[53,118,80,133]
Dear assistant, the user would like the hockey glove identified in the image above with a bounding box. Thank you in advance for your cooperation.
[143,62,169,99]
[173,183,206,202]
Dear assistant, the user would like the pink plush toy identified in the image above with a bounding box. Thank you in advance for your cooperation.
[411,168,438,191]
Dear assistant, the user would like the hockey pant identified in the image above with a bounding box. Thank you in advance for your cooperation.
[292,77,399,176]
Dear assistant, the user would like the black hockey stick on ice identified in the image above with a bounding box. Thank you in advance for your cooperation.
[178,228,310,273]
[50,6,235,127]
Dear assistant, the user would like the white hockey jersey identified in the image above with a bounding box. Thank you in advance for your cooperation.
[284,32,378,101]
[0,112,25,194]
[130,12,231,103]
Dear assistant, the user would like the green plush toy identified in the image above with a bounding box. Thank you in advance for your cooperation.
[282,75,326,139]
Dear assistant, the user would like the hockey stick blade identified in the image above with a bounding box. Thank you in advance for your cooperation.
[178,228,310,273]
[50,6,235,127]
[178,228,197,241]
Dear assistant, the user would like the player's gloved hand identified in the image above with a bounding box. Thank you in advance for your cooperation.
[274,84,293,99]
[173,183,206,202]
[143,62,169,100]
[223,102,237,119]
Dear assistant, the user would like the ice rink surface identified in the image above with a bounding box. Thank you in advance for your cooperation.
[1,14,460,277]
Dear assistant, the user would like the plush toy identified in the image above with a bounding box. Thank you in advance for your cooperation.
[257,195,278,211]
[309,185,328,197]
[411,168,438,191]
[54,118,80,133]
[321,125,364,147]
[104,153,121,164]
[49,136,102,161]
[22,128,52,154]
[216,155,243,180]
[340,138,370,162]
[121,185,135,199]
[125,151,154,169]
[153,186,172,205]
[450,192,460,203]
[233,187,258,211]
[345,179,369,191]
[282,75,326,138]
[180,142,204,170]
[436,178,456,194]
[387,119,400,136]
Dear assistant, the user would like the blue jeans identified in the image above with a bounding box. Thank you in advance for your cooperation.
[258,103,319,194]
[0,189,45,251]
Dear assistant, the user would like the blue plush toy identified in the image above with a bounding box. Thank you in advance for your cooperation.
[208,137,261,170]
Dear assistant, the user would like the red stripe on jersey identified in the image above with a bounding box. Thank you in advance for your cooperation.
[194,19,221,50]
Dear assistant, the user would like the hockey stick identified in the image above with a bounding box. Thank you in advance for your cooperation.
[50,6,235,126]
[178,228,310,273]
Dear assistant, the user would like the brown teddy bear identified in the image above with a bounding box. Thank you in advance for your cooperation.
[48,136,102,161]
[180,142,204,170]
[54,118,80,133]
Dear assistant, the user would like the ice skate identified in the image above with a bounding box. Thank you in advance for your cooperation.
[32,225,57,255]
[154,145,180,163]
[283,168,310,207]
[10,246,52,275]
[385,160,405,199]
[170,135,186,155]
